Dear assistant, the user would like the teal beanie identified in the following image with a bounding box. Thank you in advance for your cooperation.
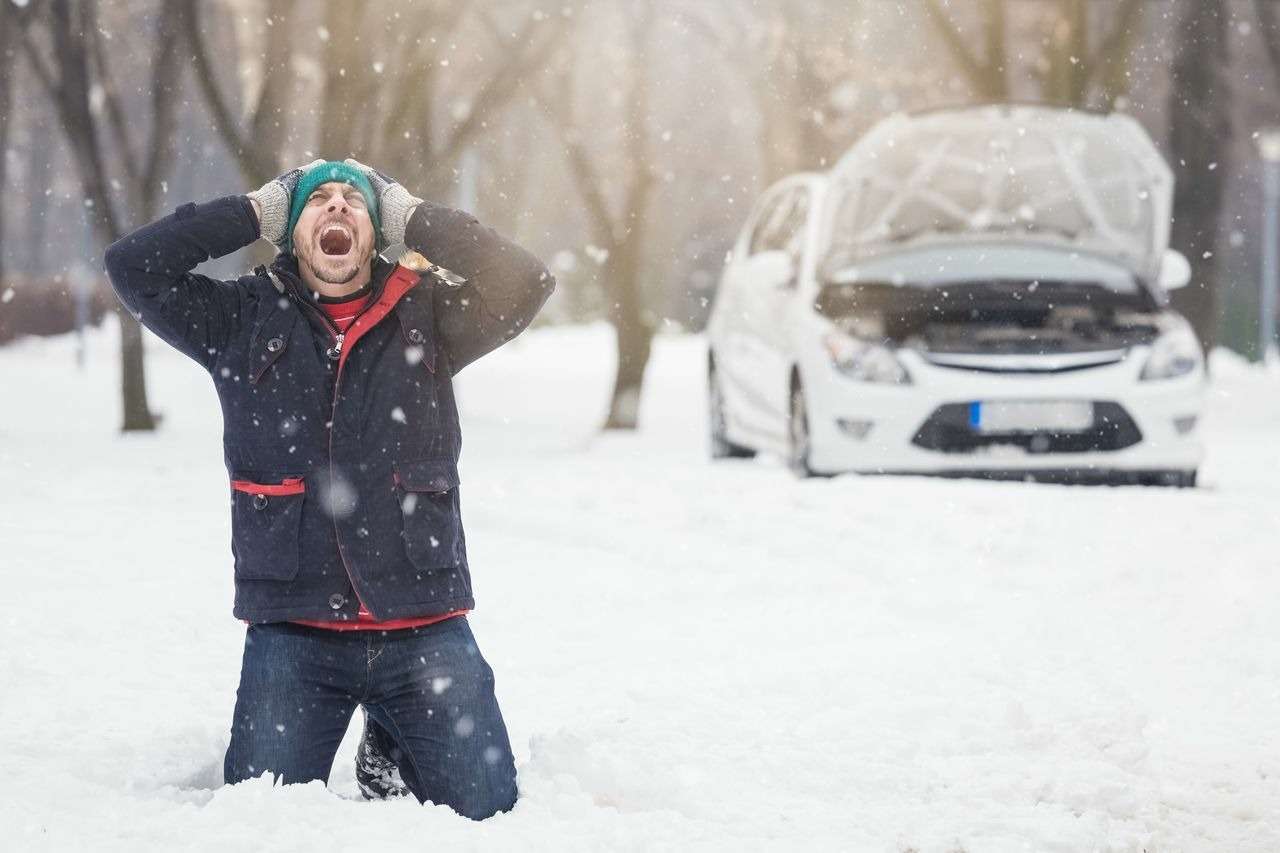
[286,161,380,252]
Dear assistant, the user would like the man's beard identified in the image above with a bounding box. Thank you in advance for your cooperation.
[297,240,371,284]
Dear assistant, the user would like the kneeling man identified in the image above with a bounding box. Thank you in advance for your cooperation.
[104,159,554,818]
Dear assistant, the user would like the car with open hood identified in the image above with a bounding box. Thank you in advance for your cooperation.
[707,105,1204,485]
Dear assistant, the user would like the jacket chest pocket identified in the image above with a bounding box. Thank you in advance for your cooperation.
[245,306,299,386]
[230,477,305,581]
[393,458,462,569]
[396,292,437,376]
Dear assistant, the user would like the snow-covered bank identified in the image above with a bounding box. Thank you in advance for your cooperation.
[1,322,1278,851]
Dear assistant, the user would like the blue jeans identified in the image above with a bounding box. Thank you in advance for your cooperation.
[223,617,517,819]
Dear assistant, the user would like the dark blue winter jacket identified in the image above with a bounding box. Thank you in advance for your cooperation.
[104,195,554,623]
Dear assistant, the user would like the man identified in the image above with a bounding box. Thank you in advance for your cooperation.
[104,159,554,819]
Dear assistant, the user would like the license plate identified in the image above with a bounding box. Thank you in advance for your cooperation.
[970,400,1094,433]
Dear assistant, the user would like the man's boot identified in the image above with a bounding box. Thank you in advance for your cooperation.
[355,710,409,800]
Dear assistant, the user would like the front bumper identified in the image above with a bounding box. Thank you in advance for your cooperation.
[803,347,1206,476]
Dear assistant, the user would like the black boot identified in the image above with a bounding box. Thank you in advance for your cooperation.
[355,710,409,800]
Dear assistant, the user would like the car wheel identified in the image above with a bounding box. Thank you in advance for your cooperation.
[709,363,755,460]
[788,380,815,478]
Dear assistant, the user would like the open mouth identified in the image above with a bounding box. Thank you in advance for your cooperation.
[319,224,353,257]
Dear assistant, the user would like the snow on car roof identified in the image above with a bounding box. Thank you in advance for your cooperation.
[823,105,1173,280]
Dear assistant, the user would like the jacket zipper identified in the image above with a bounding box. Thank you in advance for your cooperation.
[274,265,379,365]
[327,362,364,619]
[273,263,397,619]
[271,275,371,615]
[322,291,389,619]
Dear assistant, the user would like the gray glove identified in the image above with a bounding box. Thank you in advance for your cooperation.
[247,159,325,246]
[344,158,423,247]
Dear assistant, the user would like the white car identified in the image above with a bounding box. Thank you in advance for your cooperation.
[707,105,1206,485]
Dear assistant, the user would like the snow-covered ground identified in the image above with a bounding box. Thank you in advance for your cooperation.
[1,320,1278,851]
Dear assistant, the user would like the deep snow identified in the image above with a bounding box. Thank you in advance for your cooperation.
[1,320,1278,851]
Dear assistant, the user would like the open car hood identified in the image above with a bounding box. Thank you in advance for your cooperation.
[822,106,1173,282]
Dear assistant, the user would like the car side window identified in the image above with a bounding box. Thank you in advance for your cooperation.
[750,187,810,258]
[748,192,786,255]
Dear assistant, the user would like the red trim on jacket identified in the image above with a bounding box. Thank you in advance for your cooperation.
[292,608,469,632]
[316,290,373,329]
[231,477,305,496]
[335,265,420,374]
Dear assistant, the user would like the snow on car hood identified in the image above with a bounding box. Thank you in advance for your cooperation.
[822,106,1173,281]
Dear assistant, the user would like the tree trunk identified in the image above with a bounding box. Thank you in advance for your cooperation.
[979,0,1009,99]
[1167,0,1230,353]
[0,3,13,291]
[51,0,160,430]
[923,0,1009,101]
[605,320,653,431]
[601,2,655,431]
[118,309,155,430]
[320,0,372,158]
[24,121,54,275]
[603,248,654,430]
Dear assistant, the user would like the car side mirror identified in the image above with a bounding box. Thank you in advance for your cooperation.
[746,250,796,289]
[1158,249,1191,291]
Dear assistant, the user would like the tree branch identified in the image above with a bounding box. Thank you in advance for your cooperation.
[533,68,616,243]
[139,1,184,212]
[1255,0,1280,90]
[621,0,656,225]
[183,0,276,184]
[922,0,992,92]
[434,13,568,167]
[1086,0,1144,97]
[378,1,467,169]
[87,18,140,188]
[15,6,61,102]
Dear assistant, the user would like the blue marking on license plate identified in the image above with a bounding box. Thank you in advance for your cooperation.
[969,401,981,429]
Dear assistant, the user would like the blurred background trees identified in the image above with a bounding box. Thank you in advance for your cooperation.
[4,0,1279,432]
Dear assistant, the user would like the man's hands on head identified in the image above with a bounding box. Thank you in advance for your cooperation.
[247,159,325,247]
[245,158,420,249]
[343,158,423,248]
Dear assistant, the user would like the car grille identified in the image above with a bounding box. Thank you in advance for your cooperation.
[920,349,1129,374]
[911,401,1142,454]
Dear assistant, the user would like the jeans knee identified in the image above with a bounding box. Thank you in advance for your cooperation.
[452,783,517,821]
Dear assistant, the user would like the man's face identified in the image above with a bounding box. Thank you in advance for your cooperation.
[292,181,376,285]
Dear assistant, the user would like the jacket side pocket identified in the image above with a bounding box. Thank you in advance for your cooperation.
[230,477,305,581]
[392,459,463,570]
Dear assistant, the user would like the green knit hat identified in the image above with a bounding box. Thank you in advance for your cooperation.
[286,161,381,253]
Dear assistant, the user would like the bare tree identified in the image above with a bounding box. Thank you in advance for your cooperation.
[1255,0,1280,81]
[684,0,863,183]
[536,2,657,430]
[923,0,1144,108]
[0,1,18,293]
[184,0,299,188]
[923,0,1010,100]
[17,0,185,431]
[1168,0,1232,352]
[1036,0,1143,106]
[187,1,565,199]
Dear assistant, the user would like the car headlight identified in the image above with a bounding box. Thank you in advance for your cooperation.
[1140,323,1202,381]
[823,331,911,384]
